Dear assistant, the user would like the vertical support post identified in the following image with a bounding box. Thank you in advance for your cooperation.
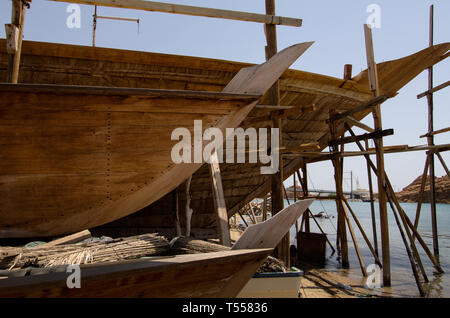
[185,176,193,237]
[93,5,97,47]
[364,24,390,286]
[262,195,268,221]
[301,163,310,232]
[265,0,288,267]
[329,110,349,268]
[6,0,27,83]
[174,188,181,237]
[209,151,231,247]
[427,4,439,256]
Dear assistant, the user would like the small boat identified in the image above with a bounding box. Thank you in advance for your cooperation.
[0,248,272,298]
[0,198,312,298]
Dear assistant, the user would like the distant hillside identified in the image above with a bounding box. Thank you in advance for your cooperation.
[396,175,450,204]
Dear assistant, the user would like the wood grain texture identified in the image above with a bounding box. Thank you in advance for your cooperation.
[0,248,272,298]
[0,42,312,238]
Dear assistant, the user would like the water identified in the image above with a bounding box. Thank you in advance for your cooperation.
[287,199,450,298]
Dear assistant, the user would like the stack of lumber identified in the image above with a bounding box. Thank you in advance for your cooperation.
[0,234,170,269]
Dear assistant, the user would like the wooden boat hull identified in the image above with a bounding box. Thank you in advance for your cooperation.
[0,248,272,298]
[0,42,314,238]
[0,84,259,238]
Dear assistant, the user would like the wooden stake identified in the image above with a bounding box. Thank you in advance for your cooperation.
[185,176,193,237]
[364,24,390,286]
[209,151,231,247]
[174,188,181,237]
[365,138,379,257]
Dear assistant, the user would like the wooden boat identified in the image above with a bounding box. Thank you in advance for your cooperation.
[0,40,448,239]
[0,41,313,238]
[0,199,312,298]
[0,248,272,298]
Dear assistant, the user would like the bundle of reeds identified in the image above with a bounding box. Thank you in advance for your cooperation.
[169,237,230,255]
[1,234,170,269]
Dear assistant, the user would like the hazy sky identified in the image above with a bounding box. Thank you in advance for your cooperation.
[1,0,449,193]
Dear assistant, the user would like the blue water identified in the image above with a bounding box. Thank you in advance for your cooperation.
[287,199,450,297]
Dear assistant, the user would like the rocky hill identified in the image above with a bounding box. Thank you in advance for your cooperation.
[396,175,450,204]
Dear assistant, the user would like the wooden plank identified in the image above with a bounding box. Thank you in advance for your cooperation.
[232,199,313,250]
[329,129,393,146]
[48,0,303,27]
[0,83,260,100]
[364,23,390,286]
[344,116,375,133]
[209,151,231,247]
[420,126,450,138]
[327,94,387,123]
[40,230,92,247]
[417,80,450,99]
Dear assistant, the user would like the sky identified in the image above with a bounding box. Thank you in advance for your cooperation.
[1,0,449,193]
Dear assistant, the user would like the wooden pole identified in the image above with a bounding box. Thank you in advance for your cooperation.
[185,176,193,237]
[6,0,27,83]
[343,197,381,267]
[413,156,430,234]
[436,152,450,179]
[365,138,379,257]
[293,173,299,237]
[209,151,231,247]
[329,110,349,268]
[364,24,390,286]
[265,0,288,267]
[174,189,181,237]
[427,4,439,256]
[301,164,310,232]
[348,127,443,273]
[342,203,367,276]
[49,0,303,27]
[92,5,97,47]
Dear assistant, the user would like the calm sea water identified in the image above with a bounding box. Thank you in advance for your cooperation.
[287,199,450,298]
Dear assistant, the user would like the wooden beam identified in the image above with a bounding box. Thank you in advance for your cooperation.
[209,151,231,247]
[327,94,388,123]
[329,129,394,147]
[40,230,91,247]
[420,126,450,138]
[48,0,302,27]
[7,0,28,83]
[185,176,193,237]
[417,80,450,99]
[344,116,375,133]
[364,23,390,286]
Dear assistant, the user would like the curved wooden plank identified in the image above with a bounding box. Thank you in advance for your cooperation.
[232,199,313,250]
